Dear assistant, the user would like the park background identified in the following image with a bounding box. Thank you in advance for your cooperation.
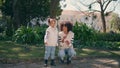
[0,0,120,68]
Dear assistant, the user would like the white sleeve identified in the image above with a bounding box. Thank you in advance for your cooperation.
[58,32,62,42]
[69,32,74,47]
[44,29,49,43]
[71,33,74,44]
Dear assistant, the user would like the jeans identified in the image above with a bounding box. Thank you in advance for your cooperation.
[58,48,76,60]
[44,46,56,60]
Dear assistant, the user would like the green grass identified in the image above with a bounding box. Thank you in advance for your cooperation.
[0,41,120,63]
[0,41,44,60]
[76,48,120,58]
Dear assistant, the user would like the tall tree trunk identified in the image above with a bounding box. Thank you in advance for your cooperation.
[101,10,106,33]
[99,1,106,33]
[12,0,21,29]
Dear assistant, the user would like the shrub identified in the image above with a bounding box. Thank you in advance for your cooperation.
[0,33,5,40]
[74,40,120,50]
[96,32,120,42]
[13,25,47,44]
[73,22,96,42]
[73,21,120,50]
[0,17,14,40]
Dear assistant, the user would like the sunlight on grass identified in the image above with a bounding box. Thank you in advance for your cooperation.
[0,41,120,61]
[18,53,28,57]
[80,53,89,56]
[82,49,96,52]
[95,59,119,65]
[76,48,120,57]
[6,54,17,58]
[12,47,22,52]
[111,51,120,55]
[0,50,8,53]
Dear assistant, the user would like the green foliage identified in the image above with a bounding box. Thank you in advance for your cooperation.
[85,41,120,50]
[73,22,96,41]
[13,25,47,44]
[13,26,32,44]
[0,0,62,29]
[96,32,120,42]
[73,21,120,50]
[0,17,6,33]
[0,41,119,63]
[0,33,5,40]
[0,17,14,41]
[73,22,97,49]
[0,0,13,16]
[74,40,120,50]
[110,13,120,31]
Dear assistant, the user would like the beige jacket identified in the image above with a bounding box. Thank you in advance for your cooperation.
[44,26,58,46]
[59,31,74,49]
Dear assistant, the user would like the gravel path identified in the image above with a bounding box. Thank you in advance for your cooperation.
[0,58,119,68]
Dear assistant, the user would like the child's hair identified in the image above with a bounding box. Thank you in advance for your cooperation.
[60,21,73,32]
[48,18,56,24]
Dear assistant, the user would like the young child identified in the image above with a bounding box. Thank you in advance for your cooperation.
[44,18,58,67]
[58,21,76,64]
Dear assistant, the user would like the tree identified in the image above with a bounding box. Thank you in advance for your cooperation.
[110,13,120,31]
[74,0,118,32]
[0,0,62,29]
[50,0,62,18]
[96,0,118,32]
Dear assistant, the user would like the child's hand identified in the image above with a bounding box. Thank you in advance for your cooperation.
[65,40,70,45]
[63,36,67,39]
[62,36,67,42]
[44,42,47,45]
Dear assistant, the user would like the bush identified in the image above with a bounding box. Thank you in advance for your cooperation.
[0,16,15,41]
[73,22,120,50]
[13,25,47,44]
[0,33,5,40]
[96,41,120,50]
[96,32,120,42]
[73,22,96,42]
[74,40,120,50]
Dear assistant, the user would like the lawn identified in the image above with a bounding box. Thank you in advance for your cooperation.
[0,41,120,63]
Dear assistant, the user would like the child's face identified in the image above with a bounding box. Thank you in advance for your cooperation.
[50,19,56,28]
[63,25,68,33]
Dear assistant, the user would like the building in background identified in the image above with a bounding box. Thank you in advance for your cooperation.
[59,10,113,31]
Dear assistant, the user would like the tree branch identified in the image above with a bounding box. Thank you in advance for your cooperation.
[92,9,101,12]
[103,0,112,11]
[103,0,109,6]
[78,0,89,7]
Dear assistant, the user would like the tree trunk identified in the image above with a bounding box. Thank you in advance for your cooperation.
[99,2,106,33]
[12,0,21,29]
[101,11,106,33]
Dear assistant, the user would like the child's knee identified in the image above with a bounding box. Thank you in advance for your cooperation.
[58,50,65,57]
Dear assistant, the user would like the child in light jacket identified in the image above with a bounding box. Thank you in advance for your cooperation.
[44,18,58,67]
[58,21,76,64]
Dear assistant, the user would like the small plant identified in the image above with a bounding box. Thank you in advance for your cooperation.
[13,25,47,44]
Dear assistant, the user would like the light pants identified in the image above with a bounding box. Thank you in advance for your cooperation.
[58,48,76,60]
[44,46,56,60]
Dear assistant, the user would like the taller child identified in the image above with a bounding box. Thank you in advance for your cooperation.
[44,18,58,67]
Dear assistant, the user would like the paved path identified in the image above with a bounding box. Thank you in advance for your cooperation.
[0,58,120,68]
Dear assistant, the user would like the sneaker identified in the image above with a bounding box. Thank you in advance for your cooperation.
[44,64,48,67]
[44,60,48,67]
[50,60,56,66]
[60,59,64,64]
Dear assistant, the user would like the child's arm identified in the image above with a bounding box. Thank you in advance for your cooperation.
[71,33,74,45]
[44,30,49,45]
[58,32,64,46]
